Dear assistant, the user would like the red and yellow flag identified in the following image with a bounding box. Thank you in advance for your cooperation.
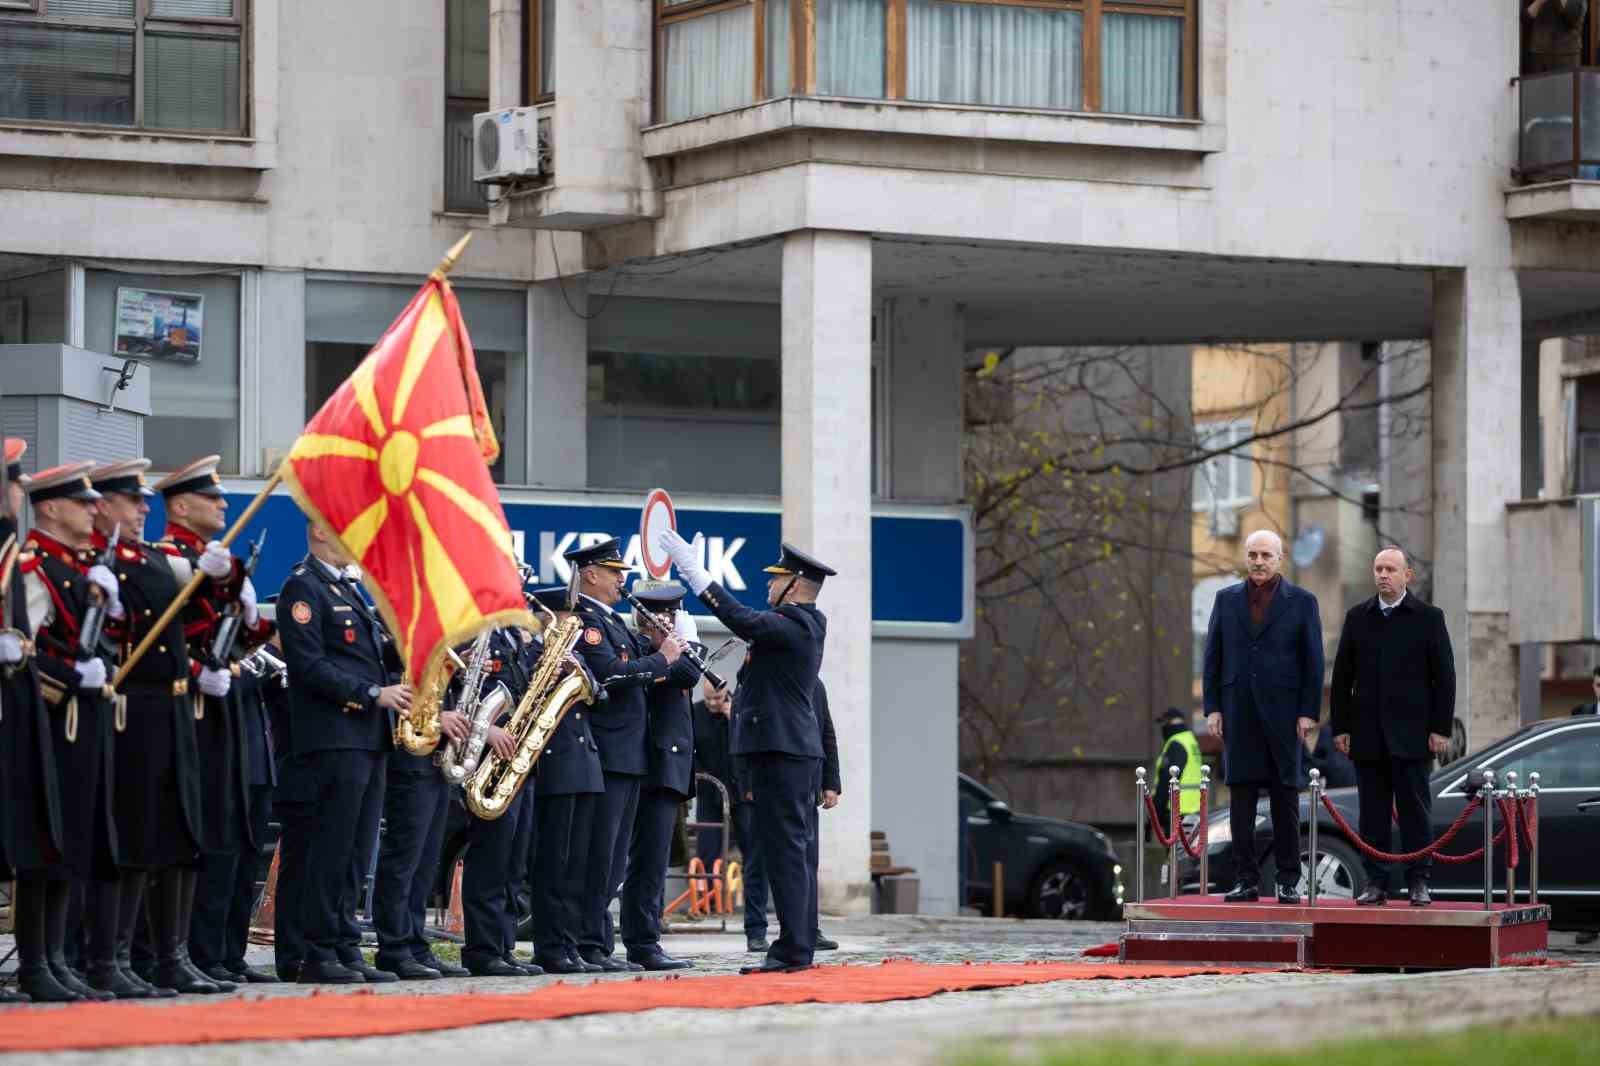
[280,268,532,694]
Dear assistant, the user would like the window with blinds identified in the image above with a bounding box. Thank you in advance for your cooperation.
[0,0,245,135]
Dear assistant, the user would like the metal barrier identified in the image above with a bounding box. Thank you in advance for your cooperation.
[1132,763,1209,901]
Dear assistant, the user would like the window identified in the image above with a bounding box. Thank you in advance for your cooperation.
[654,0,1194,123]
[524,0,554,101]
[444,0,489,213]
[1490,728,1600,790]
[1192,417,1254,513]
[0,1,246,134]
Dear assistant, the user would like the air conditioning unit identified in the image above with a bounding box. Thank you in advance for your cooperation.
[473,107,547,183]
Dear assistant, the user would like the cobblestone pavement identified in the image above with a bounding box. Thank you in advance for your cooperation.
[2,917,1597,1066]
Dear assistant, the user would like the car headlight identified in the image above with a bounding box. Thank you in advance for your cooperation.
[1205,814,1265,850]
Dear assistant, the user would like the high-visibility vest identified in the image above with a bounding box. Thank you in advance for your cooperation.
[1157,730,1204,815]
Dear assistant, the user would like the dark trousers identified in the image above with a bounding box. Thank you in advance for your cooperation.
[298,749,385,964]
[746,753,821,967]
[737,804,771,938]
[272,764,311,974]
[372,769,450,967]
[582,771,640,957]
[462,786,533,967]
[1355,756,1433,886]
[1229,781,1300,889]
[532,792,595,963]
[191,784,272,969]
[620,787,681,955]
[340,761,385,963]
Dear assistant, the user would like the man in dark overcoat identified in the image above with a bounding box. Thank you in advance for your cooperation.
[1202,529,1323,904]
[1330,546,1454,906]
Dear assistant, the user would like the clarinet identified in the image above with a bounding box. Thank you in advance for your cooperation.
[621,591,726,690]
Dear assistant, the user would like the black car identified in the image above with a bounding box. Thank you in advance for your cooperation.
[961,774,1124,920]
[1177,716,1600,925]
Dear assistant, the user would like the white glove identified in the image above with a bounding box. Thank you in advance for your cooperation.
[674,609,699,644]
[198,541,233,580]
[198,666,232,698]
[86,564,125,620]
[0,631,23,665]
[343,563,363,582]
[74,657,106,689]
[240,577,260,625]
[657,529,711,595]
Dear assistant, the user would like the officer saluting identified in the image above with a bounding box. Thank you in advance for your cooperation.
[659,532,833,974]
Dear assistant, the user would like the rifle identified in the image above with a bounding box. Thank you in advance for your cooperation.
[77,522,120,659]
[206,529,266,671]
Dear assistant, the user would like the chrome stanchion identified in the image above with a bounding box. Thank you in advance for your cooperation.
[1168,765,1181,898]
[1527,771,1541,905]
[1134,766,1147,904]
[1481,768,1496,910]
[1307,769,1322,908]
[1198,764,1212,896]
[1503,771,1519,905]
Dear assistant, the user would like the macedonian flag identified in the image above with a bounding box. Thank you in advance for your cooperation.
[279,244,533,695]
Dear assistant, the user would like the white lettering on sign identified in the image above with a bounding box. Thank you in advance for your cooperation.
[519,529,747,593]
[706,536,745,590]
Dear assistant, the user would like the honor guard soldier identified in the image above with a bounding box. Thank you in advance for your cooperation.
[19,464,124,1000]
[659,533,832,974]
[276,519,409,984]
[90,458,228,995]
[151,456,273,987]
[526,587,606,976]
[620,580,700,971]
[566,537,684,972]
[0,439,70,1002]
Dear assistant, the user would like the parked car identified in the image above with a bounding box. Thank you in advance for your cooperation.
[1175,716,1600,926]
[961,773,1124,920]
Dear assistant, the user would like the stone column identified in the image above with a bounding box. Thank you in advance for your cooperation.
[487,0,521,112]
[1431,267,1522,749]
[783,230,873,914]
[527,277,587,488]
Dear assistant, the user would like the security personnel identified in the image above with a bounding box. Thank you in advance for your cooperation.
[19,464,122,1000]
[566,537,683,972]
[0,439,69,1002]
[92,458,229,995]
[276,519,409,984]
[1152,706,1202,832]
[152,456,272,987]
[659,533,831,974]
[620,580,700,971]
[526,587,606,975]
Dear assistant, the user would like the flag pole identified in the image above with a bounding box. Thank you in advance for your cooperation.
[430,232,473,282]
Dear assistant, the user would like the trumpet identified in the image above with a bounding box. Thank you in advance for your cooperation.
[621,591,727,690]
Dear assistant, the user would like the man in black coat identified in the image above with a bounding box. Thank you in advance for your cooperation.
[1330,546,1455,907]
[1569,667,1600,716]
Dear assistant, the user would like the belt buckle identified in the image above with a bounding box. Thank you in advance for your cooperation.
[172,678,189,696]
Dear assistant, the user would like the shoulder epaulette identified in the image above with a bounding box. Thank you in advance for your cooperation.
[17,549,40,574]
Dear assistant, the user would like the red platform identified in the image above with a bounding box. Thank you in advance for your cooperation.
[1120,895,1548,970]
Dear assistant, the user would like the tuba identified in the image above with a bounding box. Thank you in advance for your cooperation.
[464,608,595,820]
[393,644,469,756]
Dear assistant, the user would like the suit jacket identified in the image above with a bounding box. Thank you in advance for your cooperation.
[571,597,671,776]
[1202,578,1324,787]
[1329,593,1455,762]
[644,651,700,796]
[692,700,736,812]
[532,623,604,796]
[815,678,841,795]
[699,582,825,759]
[1571,702,1600,716]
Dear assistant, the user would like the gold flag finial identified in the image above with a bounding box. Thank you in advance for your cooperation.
[430,233,475,282]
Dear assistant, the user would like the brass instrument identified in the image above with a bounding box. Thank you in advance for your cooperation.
[435,630,499,783]
[464,608,595,820]
[393,645,467,756]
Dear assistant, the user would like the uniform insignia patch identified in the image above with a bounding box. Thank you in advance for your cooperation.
[620,651,629,663]
[116,545,140,563]
[344,629,356,643]
[291,601,312,624]
[584,627,602,645]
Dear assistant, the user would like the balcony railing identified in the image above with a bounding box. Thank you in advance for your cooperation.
[1518,67,1600,184]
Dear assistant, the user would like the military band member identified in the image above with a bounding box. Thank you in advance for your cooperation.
[620,580,700,971]
[526,587,606,976]
[19,464,122,1000]
[660,533,832,974]
[276,520,408,984]
[0,439,69,1002]
[566,538,684,972]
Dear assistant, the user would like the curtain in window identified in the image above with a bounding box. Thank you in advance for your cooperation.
[1101,13,1181,117]
[0,24,134,125]
[539,0,556,95]
[766,0,791,97]
[664,6,754,122]
[907,0,1081,110]
[150,0,234,16]
[145,34,241,131]
[816,0,885,98]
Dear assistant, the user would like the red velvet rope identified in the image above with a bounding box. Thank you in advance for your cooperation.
[1143,790,1207,858]
[1319,790,1485,863]
[1498,797,1521,870]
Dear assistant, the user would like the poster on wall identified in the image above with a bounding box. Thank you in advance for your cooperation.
[114,287,203,362]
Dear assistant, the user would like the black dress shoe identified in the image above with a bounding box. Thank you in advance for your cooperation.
[204,963,248,985]
[1222,882,1259,903]
[276,965,300,982]
[1408,879,1432,907]
[534,955,588,975]
[1276,885,1301,905]
[578,951,628,973]
[342,959,400,984]
[151,960,222,995]
[0,989,29,1003]
[229,965,280,984]
[815,935,839,951]
[418,954,470,978]
[1355,884,1387,906]
[52,962,115,1001]
[297,960,365,984]
[629,951,693,971]
[504,956,543,976]
[739,960,812,975]
[379,959,442,981]
[571,954,605,973]
[467,957,528,977]
[746,936,770,953]
[17,964,83,1003]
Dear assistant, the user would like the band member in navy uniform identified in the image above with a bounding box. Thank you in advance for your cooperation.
[620,580,700,971]
[18,464,121,1000]
[216,638,282,983]
[152,456,273,987]
[0,439,69,1002]
[526,587,606,975]
[659,533,832,974]
[276,520,410,984]
[566,537,683,972]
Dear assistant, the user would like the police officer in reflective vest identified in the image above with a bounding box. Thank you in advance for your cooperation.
[1153,706,1202,832]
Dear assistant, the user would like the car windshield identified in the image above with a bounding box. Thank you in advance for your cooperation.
[1434,720,1600,787]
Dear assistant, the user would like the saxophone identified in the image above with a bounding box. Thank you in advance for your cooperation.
[393,645,468,756]
[464,612,594,820]
[435,630,502,784]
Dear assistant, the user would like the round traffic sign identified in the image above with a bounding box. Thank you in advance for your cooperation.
[639,488,677,579]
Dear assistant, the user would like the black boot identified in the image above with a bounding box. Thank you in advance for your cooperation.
[46,880,113,1001]
[0,989,29,1003]
[177,868,234,992]
[13,876,82,1003]
[147,871,221,995]
[115,873,175,999]
[86,879,149,999]
[1407,873,1432,908]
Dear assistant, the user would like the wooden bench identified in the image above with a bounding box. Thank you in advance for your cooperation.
[871,831,919,913]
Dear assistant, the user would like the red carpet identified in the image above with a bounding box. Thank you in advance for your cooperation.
[0,960,1257,1052]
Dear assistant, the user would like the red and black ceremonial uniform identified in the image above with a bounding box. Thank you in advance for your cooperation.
[0,520,65,879]
[20,529,117,881]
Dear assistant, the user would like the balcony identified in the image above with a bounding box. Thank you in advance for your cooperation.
[1507,67,1600,221]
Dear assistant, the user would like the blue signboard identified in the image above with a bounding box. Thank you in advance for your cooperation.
[144,485,972,638]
